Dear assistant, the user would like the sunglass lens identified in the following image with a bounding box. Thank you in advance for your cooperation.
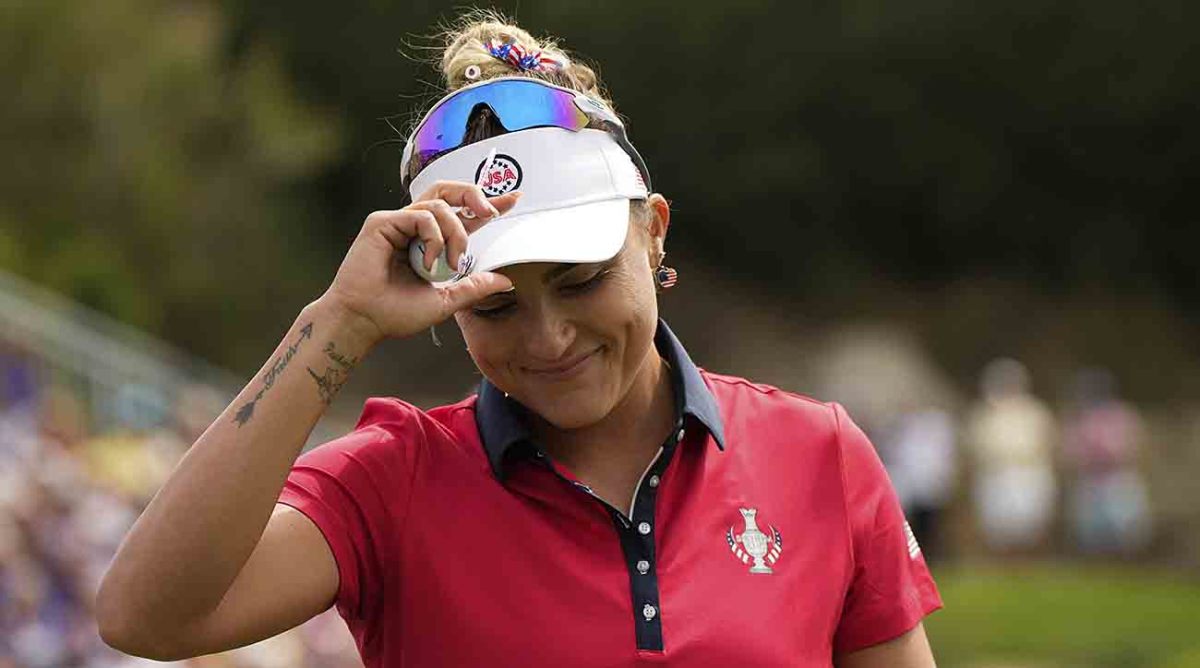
[410,80,589,170]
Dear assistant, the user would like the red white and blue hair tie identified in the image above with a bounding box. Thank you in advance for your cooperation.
[485,38,569,73]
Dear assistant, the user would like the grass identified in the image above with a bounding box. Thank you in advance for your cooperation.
[924,563,1200,668]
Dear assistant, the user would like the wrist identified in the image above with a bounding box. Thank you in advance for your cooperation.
[305,294,382,357]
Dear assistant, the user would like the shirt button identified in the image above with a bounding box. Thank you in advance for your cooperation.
[648,475,660,488]
[643,604,658,621]
[637,522,652,535]
[636,560,650,574]
[675,428,685,443]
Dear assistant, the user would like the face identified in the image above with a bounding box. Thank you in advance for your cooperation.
[454,199,669,430]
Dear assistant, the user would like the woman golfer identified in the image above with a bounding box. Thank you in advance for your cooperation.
[98,14,941,667]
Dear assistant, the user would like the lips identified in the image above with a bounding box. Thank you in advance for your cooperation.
[525,347,601,378]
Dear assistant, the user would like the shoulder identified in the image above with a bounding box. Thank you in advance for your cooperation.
[296,394,479,469]
[700,368,842,435]
[700,369,881,487]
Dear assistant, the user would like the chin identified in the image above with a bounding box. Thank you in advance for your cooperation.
[523,385,614,430]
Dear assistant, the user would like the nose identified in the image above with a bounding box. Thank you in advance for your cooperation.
[521,301,576,364]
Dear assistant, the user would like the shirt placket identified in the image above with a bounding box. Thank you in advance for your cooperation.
[534,419,688,652]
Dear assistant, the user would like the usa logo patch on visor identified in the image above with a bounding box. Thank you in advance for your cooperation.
[475,154,523,196]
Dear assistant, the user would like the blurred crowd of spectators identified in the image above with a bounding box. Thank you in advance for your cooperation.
[0,344,361,668]
[0,331,1167,665]
[878,358,1152,564]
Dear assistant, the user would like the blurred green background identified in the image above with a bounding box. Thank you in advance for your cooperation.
[927,564,1200,668]
[2,1,1199,666]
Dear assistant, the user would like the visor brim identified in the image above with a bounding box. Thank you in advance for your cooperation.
[437,197,631,285]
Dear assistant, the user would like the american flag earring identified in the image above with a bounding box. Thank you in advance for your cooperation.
[654,252,678,291]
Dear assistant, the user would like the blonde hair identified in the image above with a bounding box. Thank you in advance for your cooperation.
[435,9,615,111]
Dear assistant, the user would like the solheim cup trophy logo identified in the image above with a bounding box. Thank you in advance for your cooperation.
[727,507,783,574]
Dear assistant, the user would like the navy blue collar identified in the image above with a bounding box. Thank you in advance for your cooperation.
[475,318,726,481]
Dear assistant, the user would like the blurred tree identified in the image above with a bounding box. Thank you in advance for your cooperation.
[221,0,1200,312]
[0,0,341,368]
[217,0,1200,400]
[4,0,1198,396]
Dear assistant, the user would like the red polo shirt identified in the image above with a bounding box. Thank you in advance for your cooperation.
[277,320,942,666]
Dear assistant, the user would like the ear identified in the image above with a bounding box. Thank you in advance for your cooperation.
[644,193,671,262]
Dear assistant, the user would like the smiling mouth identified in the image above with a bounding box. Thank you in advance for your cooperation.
[526,347,602,377]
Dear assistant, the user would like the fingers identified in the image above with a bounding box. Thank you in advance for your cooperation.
[415,181,524,229]
[363,209,443,272]
[363,203,469,274]
[362,182,526,275]
[407,187,526,259]
[406,199,469,270]
[479,191,523,222]
[416,181,497,218]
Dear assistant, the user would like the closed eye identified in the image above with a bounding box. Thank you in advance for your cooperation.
[561,269,609,295]
[472,269,609,319]
[471,300,516,319]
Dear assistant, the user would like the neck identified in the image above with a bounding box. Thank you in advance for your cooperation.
[532,348,676,475]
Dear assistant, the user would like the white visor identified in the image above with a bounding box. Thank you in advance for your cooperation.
[407,127,649,277]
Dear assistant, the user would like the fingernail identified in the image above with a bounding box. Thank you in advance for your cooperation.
[487,205,500,217]
[456,252,475,275]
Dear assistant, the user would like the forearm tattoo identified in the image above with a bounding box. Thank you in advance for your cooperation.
[234,322,314,427]
[307,341,358,405]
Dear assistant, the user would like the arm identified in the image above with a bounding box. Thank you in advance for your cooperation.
[96,300,375,659]
[835,623,936,668]
[96,183,518,659]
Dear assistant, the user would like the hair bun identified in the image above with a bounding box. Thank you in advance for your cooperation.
[434,10,613,111]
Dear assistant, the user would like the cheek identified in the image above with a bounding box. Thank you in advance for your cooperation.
[613,266,659,325]
[456,316,507,374]
[602,263,657,311]
[469,344,513,392]
[584,271,659,365]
